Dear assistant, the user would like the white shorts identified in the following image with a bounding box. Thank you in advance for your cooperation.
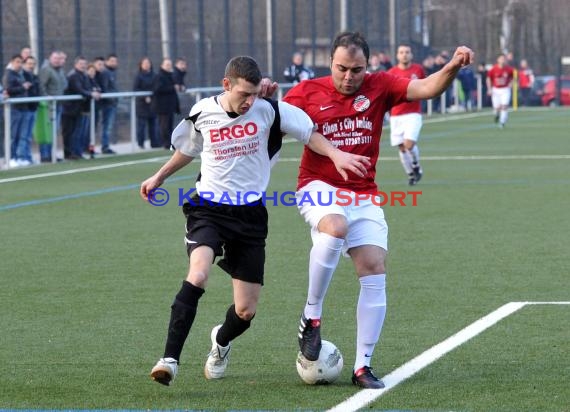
[491,87,511,108]
[296,180,388,255]
[390,113,422,146]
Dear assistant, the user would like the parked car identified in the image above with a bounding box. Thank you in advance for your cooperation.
[541,76,570,106]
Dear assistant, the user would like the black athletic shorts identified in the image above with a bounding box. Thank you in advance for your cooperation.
[182,194,268,285]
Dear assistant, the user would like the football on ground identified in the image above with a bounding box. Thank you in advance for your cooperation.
[296,340,344,385]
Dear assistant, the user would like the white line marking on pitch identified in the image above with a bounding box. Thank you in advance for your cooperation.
[327,301,570,412]
[0,156,169,184]
[3,153,568,184]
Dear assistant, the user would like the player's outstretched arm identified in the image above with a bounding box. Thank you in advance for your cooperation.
[140,150,194,202]
[407,46,474,101]
[306,132,371,181]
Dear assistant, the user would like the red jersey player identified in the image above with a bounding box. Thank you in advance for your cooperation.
[486,54,514,128]
[518,58,535,107]
[388,44,426,185]
[283,31,474,389]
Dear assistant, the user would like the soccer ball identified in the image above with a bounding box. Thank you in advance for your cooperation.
[296,340,343,385]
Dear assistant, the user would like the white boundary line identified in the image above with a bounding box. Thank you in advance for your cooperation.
[327,301,570,412]
[2,106,565,184]
[5,153,569,185]
[0,156,169,184]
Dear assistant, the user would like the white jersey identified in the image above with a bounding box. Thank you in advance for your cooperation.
[171,95,314,204]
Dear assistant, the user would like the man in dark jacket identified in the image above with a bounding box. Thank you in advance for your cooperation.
[133,57,160,148]
[61,56,100,160]
[283,52,314,84]
[152,58,180,149]
[20,56,40,165]
[98,54,119,154]
[173,58,187,92]
[2,54,32,167]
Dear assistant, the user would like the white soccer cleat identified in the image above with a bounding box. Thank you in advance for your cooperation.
[150,357,178,386]
[204,324,231,379]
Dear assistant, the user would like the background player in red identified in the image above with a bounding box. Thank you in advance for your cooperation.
[388,44,426,185]
[517,58,535,107]
[486,54,514,128]
[282,31,473,389]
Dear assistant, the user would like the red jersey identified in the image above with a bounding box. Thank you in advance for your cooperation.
[518,68,534,89]
[487,65,514,88]
[283,72,410,193]
[387,63,425,115]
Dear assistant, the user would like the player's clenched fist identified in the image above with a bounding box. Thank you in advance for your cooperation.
[451,46,474,68]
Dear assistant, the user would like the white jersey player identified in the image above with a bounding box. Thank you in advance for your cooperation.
[140,56,370,386]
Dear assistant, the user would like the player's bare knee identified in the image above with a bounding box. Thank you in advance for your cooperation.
[235,307,256,321]
[357,261,385,276]
[317,214,348,239]
[186,270,208,288]
[404,140,415,150]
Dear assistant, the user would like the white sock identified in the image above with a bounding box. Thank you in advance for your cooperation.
[500,109,508,124]
[354,274,386,371]
[303,232,344,320]
[398,150,414,175]
[410,144,420,168]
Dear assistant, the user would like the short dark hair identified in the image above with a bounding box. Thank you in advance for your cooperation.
[224,56,262,86]
[330,31,370,62]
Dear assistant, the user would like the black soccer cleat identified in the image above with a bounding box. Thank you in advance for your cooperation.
[298,313,322,361]
[408,173,416,186]
[352,366,385,389]
[412,165,422,184]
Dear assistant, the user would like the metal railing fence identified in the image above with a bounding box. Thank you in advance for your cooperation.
[1,78,484,169]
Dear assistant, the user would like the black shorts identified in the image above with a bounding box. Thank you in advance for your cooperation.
[182,195,268,285]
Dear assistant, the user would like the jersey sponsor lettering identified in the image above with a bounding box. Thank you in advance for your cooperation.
[210,122,258,142]
[284,72,411,193]
[173,96,313,204]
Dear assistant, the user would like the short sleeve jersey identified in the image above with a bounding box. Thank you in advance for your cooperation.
[284,72,410,193]
[387,63,425,115]
[172,96,314,203]
[487,65,514,88]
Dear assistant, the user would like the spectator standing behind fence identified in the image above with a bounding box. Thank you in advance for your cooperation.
[61,56,100,160]
[133,57,160,149]
[367,54,384,73]
[2,54,32,167]
[283,52,315,84]
[20,56,40,165]
[457,65,476,111]
[98,54,119,154]
[477,63,490,107]
[173,58,187,92]
[152,58,180,149]
[377,52,393,70]
[518,59,534,107]
[37,50,68,163]
[84,63,103,157]
[173,58,191,124]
